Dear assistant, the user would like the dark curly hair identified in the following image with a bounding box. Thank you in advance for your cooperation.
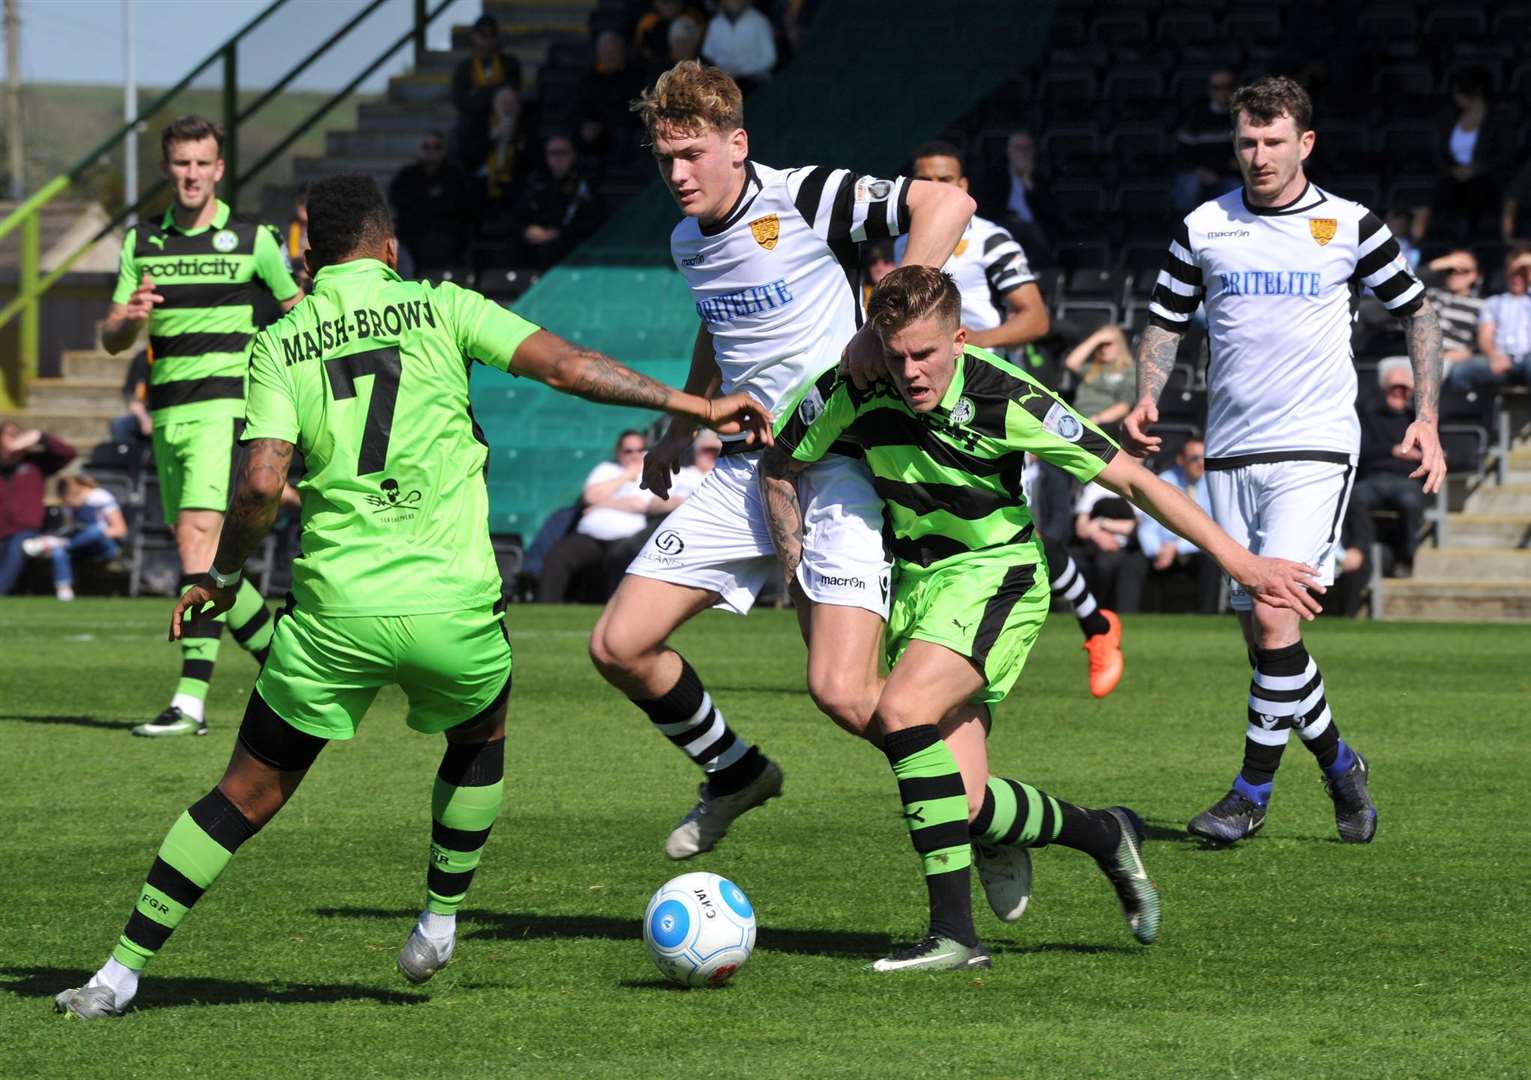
[1231,76,1313,133]
[304,174,394,271]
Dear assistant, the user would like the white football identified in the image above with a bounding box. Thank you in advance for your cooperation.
[642,872,756,988]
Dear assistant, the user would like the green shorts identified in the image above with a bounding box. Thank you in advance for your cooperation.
[255,603,513,741]
[151,416,240,521]
[885,549,1051,706]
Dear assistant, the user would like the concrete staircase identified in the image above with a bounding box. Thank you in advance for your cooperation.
[21,334,135,448]
[1381,402,1531,622]
[268,0,593,221]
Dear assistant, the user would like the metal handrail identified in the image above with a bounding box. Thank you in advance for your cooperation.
[0,0,450,407]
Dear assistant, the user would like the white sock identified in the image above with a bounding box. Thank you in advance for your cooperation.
[87,956,139,1009]
[419,910,455,946]
[169,694,205,722]
[56,585,75,601]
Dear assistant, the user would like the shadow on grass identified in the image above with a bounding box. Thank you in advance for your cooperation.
[0,965,425,1011]
[0,713,137,731]
[991,941,1141,957]
[618,978,694,992]
[1138,820,1204,845]
[316,908,892,958]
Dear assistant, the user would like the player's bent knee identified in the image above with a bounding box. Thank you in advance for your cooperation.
[806,672,875,737]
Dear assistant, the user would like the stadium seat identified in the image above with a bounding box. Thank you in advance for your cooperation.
[1054,299,1118,333]
[1088,12,1150,47]
[1103,68,1166,122]
[1377,121,1438,174]
[1055,240,1112,274]
[1155,8,1217,44]
[1106,124,1170,175]
[1220,8,1282,43]
[1325,178,1382,212]
[1066,267,1128,307]
[1386,176,1437,213]
[1169,67,1221,110]
[477,267,539,301]
[1034,267,1066,312]
[1111,181,1176,220]
[1036,68,1096,104]
[1492,6,1531,38]
[1050,180,1107,232]
[418,265,474,287]
[1423,5,1489,42]
[1041,125,1101,174]
[1357,3,1418,40]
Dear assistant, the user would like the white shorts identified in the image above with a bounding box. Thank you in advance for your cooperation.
[1205,456,1355,612]
[627,451,892,618]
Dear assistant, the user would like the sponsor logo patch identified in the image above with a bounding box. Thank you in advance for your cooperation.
[365,477,423,518]
[749,214,779,250]
[680,252,706,267]
[796,386,825,427]
[1309,218,1337,246]
[855,178,893,203]
[653,530,685,555]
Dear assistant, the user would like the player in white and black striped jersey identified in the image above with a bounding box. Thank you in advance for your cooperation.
[896,140,1125,698]
[1122,76,1445,846]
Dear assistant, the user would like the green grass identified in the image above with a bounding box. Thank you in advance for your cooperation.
[1,601,1527,1078]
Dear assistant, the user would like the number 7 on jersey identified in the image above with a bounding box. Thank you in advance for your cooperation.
[324,346,402,475]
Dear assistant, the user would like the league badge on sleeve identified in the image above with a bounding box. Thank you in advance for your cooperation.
[750,215,780,251]
[1042,401,1084,442]
[1309,219,1337,246]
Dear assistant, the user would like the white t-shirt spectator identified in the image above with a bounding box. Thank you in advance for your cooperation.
[74,487,121,530]
[578,462,649,541]
[1480,292,1531,358]
[702,5,777,80]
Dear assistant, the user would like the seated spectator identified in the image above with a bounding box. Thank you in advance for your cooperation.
[452,14,522,167]
[634,0,706,66]
[110,350,152,448]
[1448,244,1531,392]
[982,129,1058,263]
[1353,359,1427,577]
[1386,208,1421,271]
[1062,324,1135,433]
[23,472,127,601]
[1,422,75,595]
[1173,68,1240,212]
[1419,250,1484,380]
[511,133,604,270]
[1072,480,1146,614]
[1413,66,1518,245]
[665,14,704,67]
[1135,438,1220,614]
[701,0,777,92]
[538,430,710,603]
[478,85,533,218]
[1503,157,1531,242]
[860,240,896,307]
[578,32,647,164]
[388,132,474,273]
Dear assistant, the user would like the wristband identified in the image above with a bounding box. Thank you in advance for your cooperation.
[207,564,243,589]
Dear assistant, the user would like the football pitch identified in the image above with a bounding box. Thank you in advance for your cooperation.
[2,600,1526,1078]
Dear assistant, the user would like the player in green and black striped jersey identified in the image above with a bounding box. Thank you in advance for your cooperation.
[762,267,1326,972]
[102,115,304,737]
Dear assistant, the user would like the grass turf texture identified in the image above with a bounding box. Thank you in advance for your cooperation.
[1,599,1526,1078]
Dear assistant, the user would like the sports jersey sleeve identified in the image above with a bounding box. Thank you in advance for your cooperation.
[1351,211,1425,316]
[788,167,912,244]
[981,227,1035,295]
[111,228,140,305]
[1147,217,1205,331]
[435,281,542,371]
[776,380,857,464]
[254,226,303,303]
[1004,386,1119,485]
[241,332,300,445]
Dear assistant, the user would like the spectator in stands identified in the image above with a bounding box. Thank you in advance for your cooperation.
[1135,437,1220,614]
[513,133,604,270]
[665,15,704,67]
[388,131,474,273]
[0,422,75,596]
[1448,244,1531,392]
[1172,68,1241,212]
[1062,324,1135,433]
[1328,499,1373,619]
[1420,250,1484,381]
[452,14,522,167]
[1353,359,1427,577]
[701,0,777,92]
[23,472,128,601]
[1073,480,1146,614]
[481,86,533,209]
[285,186,312,291]
[984,129,1058,263]
[1503,157,1531,242]
[634,0,705,66]
[1386,208,1422,271]
[578,32,648,164]
[1413,66,1518,245]
[110,350,152,448]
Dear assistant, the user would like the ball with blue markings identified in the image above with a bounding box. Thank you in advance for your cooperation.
[642,872,756,988]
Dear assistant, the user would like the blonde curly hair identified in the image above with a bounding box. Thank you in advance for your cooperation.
[631,60,743,142]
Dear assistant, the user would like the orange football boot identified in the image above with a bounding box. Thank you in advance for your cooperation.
[1082,609,1124,698]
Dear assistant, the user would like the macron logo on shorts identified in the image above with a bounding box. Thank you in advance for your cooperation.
[813,570,867,591]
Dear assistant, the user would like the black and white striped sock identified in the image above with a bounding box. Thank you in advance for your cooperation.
[1050,549,1108,637]
[632,656,761,795]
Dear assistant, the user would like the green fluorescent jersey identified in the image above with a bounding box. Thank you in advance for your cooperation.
[243,258,541,616]
[113,199,301,425]
[777,345,1118,570]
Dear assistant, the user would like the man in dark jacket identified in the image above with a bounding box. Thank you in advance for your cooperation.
[1352,359,1426,576]
[1,421,76,594]
[513,134,604,269]
[452,14,521,168]
[388,132,474,272]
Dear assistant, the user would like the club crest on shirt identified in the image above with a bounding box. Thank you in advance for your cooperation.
[749,214,780,250]
[948,396,975,425]
[1309,218,1337,246]
[953,239,969,258]
[212,229,239,253]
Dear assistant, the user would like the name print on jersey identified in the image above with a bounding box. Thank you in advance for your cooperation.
[695,279,794,325]
[278,299,439,366]
[1214,270,1322,297]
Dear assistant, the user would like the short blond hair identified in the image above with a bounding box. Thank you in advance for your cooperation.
[631,60,743,142]
[867,266,962,339]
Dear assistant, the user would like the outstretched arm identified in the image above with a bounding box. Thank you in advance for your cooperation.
[170,438,294,639]
[758,446,810,592]
[1119,323,1184,457]
[1399,296,1446,494]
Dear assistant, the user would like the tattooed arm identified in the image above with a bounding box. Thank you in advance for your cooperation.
[510,328,772,442]
[759,446,809,591]
[1119,322,1184,458]
[170,438,294,639]
[1399,295,1447,494]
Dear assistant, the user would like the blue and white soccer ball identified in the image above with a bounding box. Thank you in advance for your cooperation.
[642,872,756,988]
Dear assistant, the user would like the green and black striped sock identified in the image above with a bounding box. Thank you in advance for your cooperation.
[173,576,224,715]
[972,777,1121,861]
[883,725,976,947]
[111,788,260,972]
[427,738,505,916]
[226,579,273,666]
